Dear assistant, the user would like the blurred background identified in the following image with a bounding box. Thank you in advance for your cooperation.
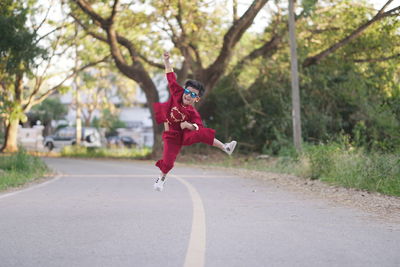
[0,0,399,156]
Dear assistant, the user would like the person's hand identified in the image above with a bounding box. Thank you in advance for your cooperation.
[180,121,191,130]
[163,51,170,61]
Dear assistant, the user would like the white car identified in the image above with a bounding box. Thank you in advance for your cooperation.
[44,127,101,151]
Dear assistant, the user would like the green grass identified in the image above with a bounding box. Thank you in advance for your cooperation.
[180,144,400,197]
[0,150,49,191]
[317,150,400,196]
[60,145,151,159]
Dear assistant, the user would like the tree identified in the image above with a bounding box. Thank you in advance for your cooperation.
[29,98,68,135]
[0,0,107,152]
[71,68,137,127]
[204,0,400,153]
[302,0,400,67]
[69,0,269,156]
[92,108,126,137]
[0,0,47,152]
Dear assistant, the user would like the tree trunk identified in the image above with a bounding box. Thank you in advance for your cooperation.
[1,119,20,153]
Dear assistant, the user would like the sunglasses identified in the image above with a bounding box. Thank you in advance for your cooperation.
[184,88,199,98]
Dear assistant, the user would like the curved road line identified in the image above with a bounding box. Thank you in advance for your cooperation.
[172,174,206,267]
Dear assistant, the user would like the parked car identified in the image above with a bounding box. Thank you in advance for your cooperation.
[44,127,101,151]
[107,135,137,148]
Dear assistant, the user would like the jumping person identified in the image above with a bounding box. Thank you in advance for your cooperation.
[153,51,237,191]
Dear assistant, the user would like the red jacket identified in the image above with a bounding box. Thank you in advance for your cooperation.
[153,72,204,131]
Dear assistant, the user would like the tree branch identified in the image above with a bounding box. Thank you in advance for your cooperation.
[354,53,400,63]
[72,0,134,71]
[71,0,108,27]
[109,0,119,22]
[232,34,283,76]
[137,53,164,69]
[70,12,108,42]
[233,0,238,22]
[32,27,66,100]
[106,25,130,72]
[33,1,54,33]
[205,0,269,80]
[303,2,400,67]
[24,56,110,111]
[35,22,72,45]
[233,75,267,117]
[378,0,394,15]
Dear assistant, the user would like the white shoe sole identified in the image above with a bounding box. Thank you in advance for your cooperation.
[154,182,164,192]
[225,141,237,156]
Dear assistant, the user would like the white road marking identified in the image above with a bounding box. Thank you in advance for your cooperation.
[0,175,62,200]
[172,174,206,267]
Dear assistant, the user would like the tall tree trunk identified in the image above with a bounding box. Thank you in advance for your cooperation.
[1,119,19,153]
[2,72,24,153]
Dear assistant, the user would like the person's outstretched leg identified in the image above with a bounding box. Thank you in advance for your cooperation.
[182,128,237,155]
[213,138,237,155]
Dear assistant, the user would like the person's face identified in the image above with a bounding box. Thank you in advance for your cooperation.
[182,86,200,106]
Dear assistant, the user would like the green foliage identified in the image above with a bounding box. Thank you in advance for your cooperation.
[0,149,45,172]
[30,98,67,125]
[181,141,400,197]
[205,0,400,154]
[3,101,28,123]
[0,0,46,75]
[292,142,400,197]
[301,0,318,16]
[60,145,151,159]
[0,149,49,191]
[91,109,126,136]
[319,151,400,196]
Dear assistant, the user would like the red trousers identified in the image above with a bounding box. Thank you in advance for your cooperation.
[155,128,215,174]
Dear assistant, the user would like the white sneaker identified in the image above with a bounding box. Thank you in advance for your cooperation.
[153,178,165,192]
[224,141,237,155]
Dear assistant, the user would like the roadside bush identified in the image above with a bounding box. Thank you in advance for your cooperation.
[298,143,400,196]
[320,152,400,196]
[0,149,47,173]
[61,145,151,159]
[305,143,342,180]
[180,141,400,196]
[0,149,48,191]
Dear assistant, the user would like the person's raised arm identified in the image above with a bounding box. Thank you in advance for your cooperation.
[163,51,173,73]
[163,51,183,95]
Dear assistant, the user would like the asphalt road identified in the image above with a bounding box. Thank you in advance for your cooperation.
[0,158,399,267]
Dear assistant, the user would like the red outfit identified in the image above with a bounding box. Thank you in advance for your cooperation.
[153,72,215,174]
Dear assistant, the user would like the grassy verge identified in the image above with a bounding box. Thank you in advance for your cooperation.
[0,150,49,191]
[60,145,151,159]
[179,144,400,197]
[303,145,400,196]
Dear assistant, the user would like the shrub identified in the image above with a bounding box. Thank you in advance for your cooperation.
[0,149,49,190]
[0,149,48,173]
[61,145,151,159]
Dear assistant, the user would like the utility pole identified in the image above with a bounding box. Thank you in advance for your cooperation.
[288,0,302,152]
[74,22,82,145]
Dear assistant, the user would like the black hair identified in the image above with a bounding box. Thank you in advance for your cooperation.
[184,79,205,97]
